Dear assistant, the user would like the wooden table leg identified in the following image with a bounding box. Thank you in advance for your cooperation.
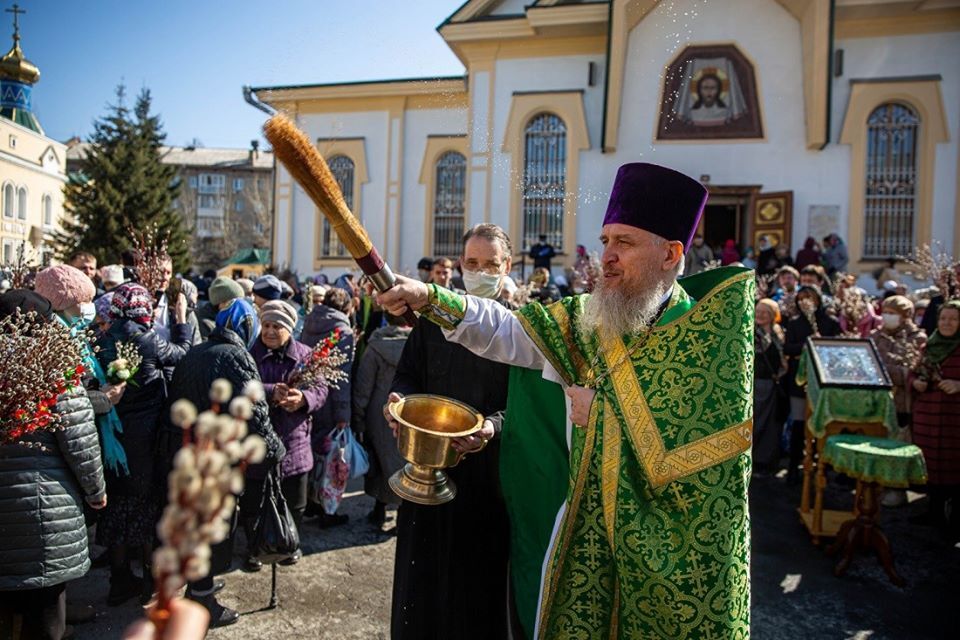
[828,480,906,587]
[812,436,827,543]
[800,419,814,514]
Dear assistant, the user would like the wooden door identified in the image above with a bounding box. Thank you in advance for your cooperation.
[751,191,793,250]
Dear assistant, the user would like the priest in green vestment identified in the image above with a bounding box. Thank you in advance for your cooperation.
[377,163,754,640]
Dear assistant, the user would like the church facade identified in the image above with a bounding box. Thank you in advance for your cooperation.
[250,0,960,281]
[1,6,67,268]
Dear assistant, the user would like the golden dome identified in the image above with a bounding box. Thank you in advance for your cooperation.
[0,39,39,85]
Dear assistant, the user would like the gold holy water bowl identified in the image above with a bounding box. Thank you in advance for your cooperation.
[388,394,483,505]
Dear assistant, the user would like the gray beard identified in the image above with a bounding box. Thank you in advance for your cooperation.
[577,277,670,338]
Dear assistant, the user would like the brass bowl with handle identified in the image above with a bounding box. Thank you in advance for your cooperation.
[387,394,483,505]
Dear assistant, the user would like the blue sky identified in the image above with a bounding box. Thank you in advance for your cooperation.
[15,0,465,148]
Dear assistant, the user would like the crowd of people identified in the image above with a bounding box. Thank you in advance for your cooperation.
[1,165,958,639]
[746,238,960,541]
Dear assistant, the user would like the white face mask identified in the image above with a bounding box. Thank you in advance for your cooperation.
[882,313,902,330]
[462,268,504,299]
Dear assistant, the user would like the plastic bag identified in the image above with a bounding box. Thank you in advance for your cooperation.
[251,468,300,564]
[344,427,370,479]
[313,427,369,514]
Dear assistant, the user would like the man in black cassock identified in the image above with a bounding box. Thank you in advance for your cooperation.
[387,223,513,640]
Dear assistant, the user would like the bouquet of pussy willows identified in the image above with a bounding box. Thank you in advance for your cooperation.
[106,341,142,385]
[0,310,90,446]
[150,379,266,633]
[286,327,349,390]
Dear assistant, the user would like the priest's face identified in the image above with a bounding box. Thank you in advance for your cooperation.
[599,224,682,295]
[581,224,683,336]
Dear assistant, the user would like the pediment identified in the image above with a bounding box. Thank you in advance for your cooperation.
[40,145,61,171]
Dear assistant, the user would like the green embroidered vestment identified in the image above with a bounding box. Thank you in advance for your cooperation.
[515,267,755,640]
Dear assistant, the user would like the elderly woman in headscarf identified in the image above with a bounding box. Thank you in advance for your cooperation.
[94,282,193,607]
[0,291,106,640]
[156,297,284,628]
[911,300,960,534]
[242,300,328,570]
[753,298,787,475]
[870,295,927,430]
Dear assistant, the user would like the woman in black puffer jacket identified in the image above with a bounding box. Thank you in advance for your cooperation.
[0,290,106,640]
[95,283,192,606]
[156,298,284,629]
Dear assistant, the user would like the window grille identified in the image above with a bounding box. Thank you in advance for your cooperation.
[864,103,919,259]
[522,113,567,252]
[322,155,354,258]
[432,151,466,258]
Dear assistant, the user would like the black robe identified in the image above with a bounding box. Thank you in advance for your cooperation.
[390,316,511,640]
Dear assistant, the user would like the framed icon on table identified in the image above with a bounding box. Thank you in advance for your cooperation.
[805,337,892,390]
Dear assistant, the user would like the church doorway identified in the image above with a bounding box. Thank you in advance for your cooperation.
[696,186,760,258]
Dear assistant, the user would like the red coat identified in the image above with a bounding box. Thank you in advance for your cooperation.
[912,346,960,486]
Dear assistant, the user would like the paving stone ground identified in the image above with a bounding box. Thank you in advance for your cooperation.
[68,474,956,639]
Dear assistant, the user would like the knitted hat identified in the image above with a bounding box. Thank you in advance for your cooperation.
[94,292,114,321]
[100,264,124,286]
[252,275,282,300]
[110,282,155,327]
[602,163,708,253]
[34,264,96,311]
[259,299,298,333]
[208,276,244,307]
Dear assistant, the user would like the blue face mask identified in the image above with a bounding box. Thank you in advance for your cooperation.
[69,302,96,328]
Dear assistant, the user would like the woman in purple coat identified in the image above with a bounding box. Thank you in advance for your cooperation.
[241,300,328,571]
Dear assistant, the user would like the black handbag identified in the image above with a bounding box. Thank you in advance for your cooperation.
[251,467,300,564]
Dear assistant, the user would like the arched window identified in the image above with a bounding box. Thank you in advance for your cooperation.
[522,113,566,252]
[42,194,53,226]
[17,187,27,220]
[432,151,466,258]
[17,186,27,220]
[322,155,354,258]
[863,103,919,259]
[2,183,13,219]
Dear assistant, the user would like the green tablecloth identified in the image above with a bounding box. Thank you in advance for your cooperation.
[796,350,899,438]
[822,434,927,488]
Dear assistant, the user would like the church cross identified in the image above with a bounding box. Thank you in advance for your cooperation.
[5,3,24,42]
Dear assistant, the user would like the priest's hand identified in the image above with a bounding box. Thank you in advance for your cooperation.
[566,385,596,427]
[453,419,494,454]
[383,392,403,438]
[375,275,430,317]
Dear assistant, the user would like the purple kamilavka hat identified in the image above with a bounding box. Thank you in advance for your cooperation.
[602,163,708,252]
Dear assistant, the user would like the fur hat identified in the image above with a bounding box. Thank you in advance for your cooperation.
[259,299,298,334]
[34,264,96,311]
[208,276,244,307]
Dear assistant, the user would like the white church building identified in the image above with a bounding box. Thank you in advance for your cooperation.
[249,0,960,281]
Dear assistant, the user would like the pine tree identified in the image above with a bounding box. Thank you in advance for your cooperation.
[55,85,190,270]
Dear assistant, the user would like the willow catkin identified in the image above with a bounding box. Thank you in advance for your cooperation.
[263,114,372,258]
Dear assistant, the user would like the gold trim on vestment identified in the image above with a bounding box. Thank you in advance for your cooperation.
[602,331,753,490]
[601,398,621,549]
[516,310,575,387]
[547,299,589,378]
[654,270,754,332]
